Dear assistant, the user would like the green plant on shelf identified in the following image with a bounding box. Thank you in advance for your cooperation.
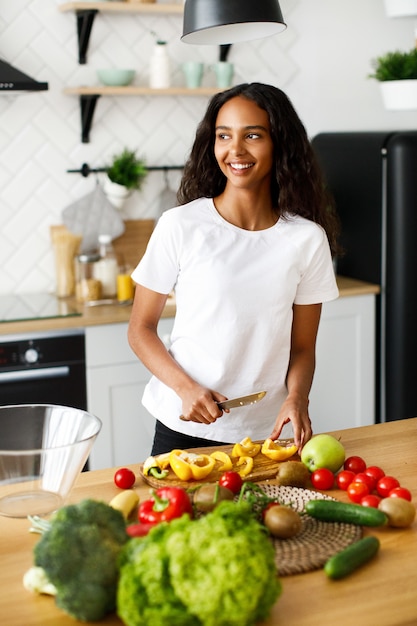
[369,48,417,81]
[106,148,148,190]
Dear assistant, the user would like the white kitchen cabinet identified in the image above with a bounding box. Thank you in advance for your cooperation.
[85,318,173,470]
[309,293,376,433]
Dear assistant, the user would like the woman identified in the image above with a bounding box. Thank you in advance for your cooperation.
[128,82,340,455]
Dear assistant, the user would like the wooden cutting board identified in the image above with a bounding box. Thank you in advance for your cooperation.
[139,441,300,489]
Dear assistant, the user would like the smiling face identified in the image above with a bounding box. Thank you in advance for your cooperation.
[214,96,274,194]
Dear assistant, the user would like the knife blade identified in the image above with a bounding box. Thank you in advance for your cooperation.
[179,391,266,421]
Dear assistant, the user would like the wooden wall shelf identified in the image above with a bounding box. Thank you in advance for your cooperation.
[59,2,183,15]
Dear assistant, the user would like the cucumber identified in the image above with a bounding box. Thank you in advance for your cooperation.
[324,536,380,579]
[305,499,388,527]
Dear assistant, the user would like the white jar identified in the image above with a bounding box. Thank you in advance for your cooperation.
[149,41,171,89]
[94,234,118,298]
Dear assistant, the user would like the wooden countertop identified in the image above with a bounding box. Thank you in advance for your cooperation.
[0,417,415,626]
[0,276,378,337]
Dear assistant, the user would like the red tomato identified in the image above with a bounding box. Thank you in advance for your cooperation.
[114,467,136,489]
[347,481,370,503]
[344,455,366,474]
[360,494,381,508]
[336,470,356,490]
[364,465,385,483]
[311,468,335,490]
[376,475,400,498]
[354,472,377,492]
[219,471,243,494]
[389,487,412,502]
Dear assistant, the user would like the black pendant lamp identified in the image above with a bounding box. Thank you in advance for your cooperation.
[181,0,287,45]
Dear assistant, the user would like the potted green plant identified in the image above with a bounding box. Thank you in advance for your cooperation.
[369,48,417,110]
[104,148,148,209]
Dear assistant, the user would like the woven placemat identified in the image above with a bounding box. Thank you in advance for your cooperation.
[260,484,362,576]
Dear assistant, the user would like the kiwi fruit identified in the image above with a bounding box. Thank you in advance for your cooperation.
[192,483,235,512]
[276,460,310,488]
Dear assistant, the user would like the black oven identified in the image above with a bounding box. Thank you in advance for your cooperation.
[0,329,87,410]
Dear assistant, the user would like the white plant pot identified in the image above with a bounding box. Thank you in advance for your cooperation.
[103,176,131,209]
[384,0,417,17]
[380,80,417,111]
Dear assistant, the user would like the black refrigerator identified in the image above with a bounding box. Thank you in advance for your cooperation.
[312,131,417,424]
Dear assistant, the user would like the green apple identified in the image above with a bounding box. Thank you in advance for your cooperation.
[301,434,345,473]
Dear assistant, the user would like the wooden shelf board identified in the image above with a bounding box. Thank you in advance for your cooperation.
[59,2,183,14]
[64,86,222,96]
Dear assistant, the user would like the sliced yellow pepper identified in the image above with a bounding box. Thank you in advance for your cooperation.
[231,436,261,458]
[169,449,216,481]
[236,455,254,477]
[261,438,298,461]
[142,455,169,479]
[210,450,233,471]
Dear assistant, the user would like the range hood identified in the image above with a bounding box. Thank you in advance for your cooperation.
[0,59,48,92]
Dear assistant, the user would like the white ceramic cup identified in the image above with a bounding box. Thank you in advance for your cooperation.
[182,61,204,88]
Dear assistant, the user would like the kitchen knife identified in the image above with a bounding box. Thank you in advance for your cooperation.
[179,391,266,421]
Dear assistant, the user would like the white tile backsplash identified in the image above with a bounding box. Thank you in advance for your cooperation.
[0,0,414,295]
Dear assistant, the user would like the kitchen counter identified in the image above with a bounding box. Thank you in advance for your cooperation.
[0,276,378,336]
[0,417,415,626]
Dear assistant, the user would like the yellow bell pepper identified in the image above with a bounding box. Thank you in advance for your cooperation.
[169,449,216,481]
[236,455,254,477]
[231,436,261,458]
[142,455,169,479]
[261,438,298,461]
[210,450,233,471]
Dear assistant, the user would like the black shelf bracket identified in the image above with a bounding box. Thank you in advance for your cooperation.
[80,94,101,143]
[76,10,98,64]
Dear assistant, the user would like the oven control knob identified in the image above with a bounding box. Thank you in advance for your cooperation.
[24,348,39,364]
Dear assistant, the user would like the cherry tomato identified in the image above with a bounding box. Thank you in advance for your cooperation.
[364,465,385,483]
[376,475,400,498]
[218,471,243,495]
[354,472,377,492]
[311,468,335,490]
[114,467,136,489]
[344,455,366,474]
[336,470,356,491]
[360,494,381,508]
[347,481,369,503]
[389,487,412,502]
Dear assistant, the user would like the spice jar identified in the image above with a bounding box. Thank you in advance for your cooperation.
[75,253,102,303]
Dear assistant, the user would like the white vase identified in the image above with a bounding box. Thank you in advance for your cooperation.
[384,0,417,17]
[380,80,417,111]
[149,42,171,89]
[103,176,131,209]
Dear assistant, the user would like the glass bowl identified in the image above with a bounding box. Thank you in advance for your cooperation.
[0,404,102,518]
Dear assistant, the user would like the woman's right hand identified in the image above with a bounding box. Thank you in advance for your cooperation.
[179,386,228,424]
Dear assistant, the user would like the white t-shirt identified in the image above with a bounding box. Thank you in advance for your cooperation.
[132,197,339,443]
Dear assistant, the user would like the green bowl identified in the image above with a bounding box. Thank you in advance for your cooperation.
[97,69,135,86]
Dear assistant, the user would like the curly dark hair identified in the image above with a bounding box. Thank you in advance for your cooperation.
[177,83,341,256]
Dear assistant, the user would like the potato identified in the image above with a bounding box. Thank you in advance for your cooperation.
[378,497,416,528]
[264,505,302,538]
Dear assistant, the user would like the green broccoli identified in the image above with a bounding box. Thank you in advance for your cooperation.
[117,500,282,626]
[33,498,128,622]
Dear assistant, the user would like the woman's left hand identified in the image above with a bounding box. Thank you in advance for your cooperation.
[269,393,312,451]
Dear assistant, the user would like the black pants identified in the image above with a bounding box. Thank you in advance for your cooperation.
[151,420,227,455]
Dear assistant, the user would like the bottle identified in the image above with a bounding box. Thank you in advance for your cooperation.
[94,234,118,298]
[149,40,171,89]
